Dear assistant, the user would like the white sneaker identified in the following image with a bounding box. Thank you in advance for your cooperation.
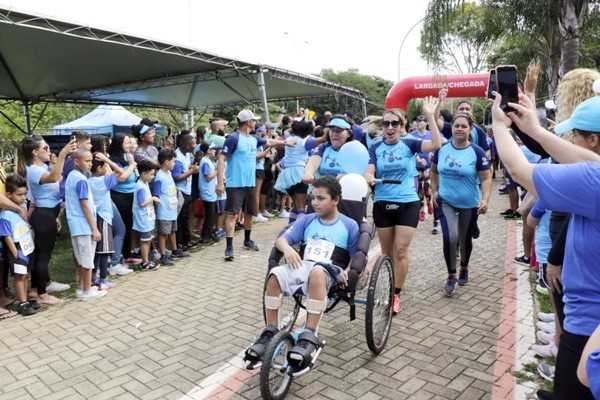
[46,281,70,293]
[536,321,556,334]
[532,342,558,358]
[76,286,98,297]
[279,210,290,218]
[253,214,268,223]
[536,330,555,345]
[150,249,161,260]
[80,289,107,301]
[262,210,275,218]
[538,312,555,323]
[109,264,133,276]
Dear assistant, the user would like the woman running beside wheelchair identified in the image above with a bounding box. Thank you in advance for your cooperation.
[364,96,443,314]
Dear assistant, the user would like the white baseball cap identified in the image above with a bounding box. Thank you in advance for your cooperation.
[237,110,260,122]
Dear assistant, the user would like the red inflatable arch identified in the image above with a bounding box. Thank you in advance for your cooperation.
[385,74,489,111]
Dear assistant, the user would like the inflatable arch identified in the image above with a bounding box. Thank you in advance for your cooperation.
[385,74,489,111]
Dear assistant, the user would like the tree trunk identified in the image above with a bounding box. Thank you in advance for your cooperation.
[545,56,561,97]
[561,36,581,75]
[558,0,589,75]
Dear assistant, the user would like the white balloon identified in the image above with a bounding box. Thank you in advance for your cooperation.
[593,78,600,94]
[544,99,557,110]
[339,173,369,202]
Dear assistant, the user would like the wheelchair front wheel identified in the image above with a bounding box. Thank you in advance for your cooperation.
[259,330,295,400]
[365,254,394,354]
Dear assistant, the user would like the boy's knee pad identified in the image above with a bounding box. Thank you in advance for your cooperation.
[305,298,327,315]
[264,293,283,310]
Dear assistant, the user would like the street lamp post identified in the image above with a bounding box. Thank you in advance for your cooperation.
[397,17,425,82]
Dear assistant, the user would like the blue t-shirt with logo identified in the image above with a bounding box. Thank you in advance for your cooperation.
[432,142,489,208]
[199,158,217,202]
[282,213,359,268]
[533,161,600,336]
[284,136,317,167]
[65,170,96,236]
[368,138,422,203]
[0,208,33,263]
[222,132,267,188]
[313,144,346,177]
[89,174,118,223]
[153,169,178,221]
[172,148,193,195]
[133,180,155,233]
[26,164,61,208]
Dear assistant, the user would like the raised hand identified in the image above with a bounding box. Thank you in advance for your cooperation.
[422,96,440,116]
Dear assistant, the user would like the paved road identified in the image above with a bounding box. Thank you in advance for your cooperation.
[0,182,536,400]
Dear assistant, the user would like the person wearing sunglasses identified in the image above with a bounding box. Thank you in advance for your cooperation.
[364,97,443,315]
[17,136,78,306]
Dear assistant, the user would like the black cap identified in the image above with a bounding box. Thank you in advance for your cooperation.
[140,117,158,126]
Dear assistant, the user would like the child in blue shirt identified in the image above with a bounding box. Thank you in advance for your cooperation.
[65,149,106,301]
[0,175,36,315]
[198,141,219,244]
[152,149,189,265]
[133,160,160,271]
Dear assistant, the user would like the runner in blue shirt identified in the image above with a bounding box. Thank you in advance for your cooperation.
[491,92,600,400]
[364,97,442,315]
[431,113,491,296]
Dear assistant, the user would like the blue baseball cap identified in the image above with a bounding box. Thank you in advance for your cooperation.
[554,96,600,135]
[327,118,351,130]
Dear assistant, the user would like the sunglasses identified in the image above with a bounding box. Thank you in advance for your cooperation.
[381,120,401,128]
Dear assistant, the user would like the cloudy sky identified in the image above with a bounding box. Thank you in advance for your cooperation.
[0,0,433,82]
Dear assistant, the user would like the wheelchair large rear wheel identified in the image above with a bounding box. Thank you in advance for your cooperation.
[365,254,394,354]
[259,330,294,400]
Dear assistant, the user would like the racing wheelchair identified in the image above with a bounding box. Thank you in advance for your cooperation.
[246,174,398,400]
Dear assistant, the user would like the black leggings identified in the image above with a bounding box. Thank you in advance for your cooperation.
[553,330,594,399]
[201,201,216,240]
[177,192,192,245]
[30,206,60,295]
[111,191,134,259]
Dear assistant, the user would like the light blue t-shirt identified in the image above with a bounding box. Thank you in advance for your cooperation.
[153,169,178,221]
[172,148,193,195]
[368,138,422,203]
[284,136,317,168]
[132,180,155,233]
[0,208,33,263]
[222,132,267,188]
[89,174,118,223]
[110,156,137,194]
[25,164,60,208]
[533,161,600,336]
[530,200,551,263]
[65,170,96,236]
[199,158,217,202]
[313,144,345,177]
[432,142,489,209]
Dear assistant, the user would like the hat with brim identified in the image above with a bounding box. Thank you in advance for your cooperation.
[327,118,351,130]
[554,96,600,135]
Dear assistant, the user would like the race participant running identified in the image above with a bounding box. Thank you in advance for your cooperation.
[364,97,442,314]
[243,176,359,369]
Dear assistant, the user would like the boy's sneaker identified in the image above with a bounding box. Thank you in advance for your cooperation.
[140,261,158,271]
[171,249,190,258]
[253,214,268,223]
[532,342,558,358]
[514,255,531,265]
[444,274,457,294]
[536,330,555,345]
[458,268,469,285]
[287,330,321,368]
[243,240,259,251]
[76,286,98,297]
[199,237,215,245]
[392,294,400,315]
[499,209,513,216]
[225,246,235,261]
[150,249,161,260]
[80,289,107,301]
[216,229,226,238]
[244,325,279,366]
[279,210,290,218]
[262,210,275,218]
[504,211,521,220]
[17,302,37,316]
[537,363,555,381]
[98,279,118,290]
[536,321,556,334]
[46,281,70,293]
[538,312,555,323]
[160,254,174,266]
[109,264,133,276]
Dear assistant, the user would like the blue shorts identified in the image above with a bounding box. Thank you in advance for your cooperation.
[216,199,226,214]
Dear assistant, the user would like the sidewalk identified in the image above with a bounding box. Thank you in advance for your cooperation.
[0,182,539,400]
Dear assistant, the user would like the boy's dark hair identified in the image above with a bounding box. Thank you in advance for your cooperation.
[137,159,156,175]
[5,174,27,193]
[158,148,176,165]
[178,132,194,149]
[312,176,342,201]
[282,116,292,126]
[91,154,104,174]
[70,130,91,143]
[291,120,315,138]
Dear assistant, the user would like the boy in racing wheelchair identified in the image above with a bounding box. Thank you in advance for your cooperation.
[244,176,359,370]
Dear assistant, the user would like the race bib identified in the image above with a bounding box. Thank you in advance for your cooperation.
[303,239,335,263]
[169,196,178,210]
[147,206,156,221]
[20,233,35,256]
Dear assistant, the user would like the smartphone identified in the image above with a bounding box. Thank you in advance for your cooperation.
[486,69,497,99]
[495,65,519,112]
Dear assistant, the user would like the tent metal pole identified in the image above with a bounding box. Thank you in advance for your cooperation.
[189,109,195,131]
[22,102,31,135]
[183,110,189,130]
[257,70,269,122]
[361,97,367,119]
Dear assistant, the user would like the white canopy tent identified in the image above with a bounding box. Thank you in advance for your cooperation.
[52,105,165,136]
